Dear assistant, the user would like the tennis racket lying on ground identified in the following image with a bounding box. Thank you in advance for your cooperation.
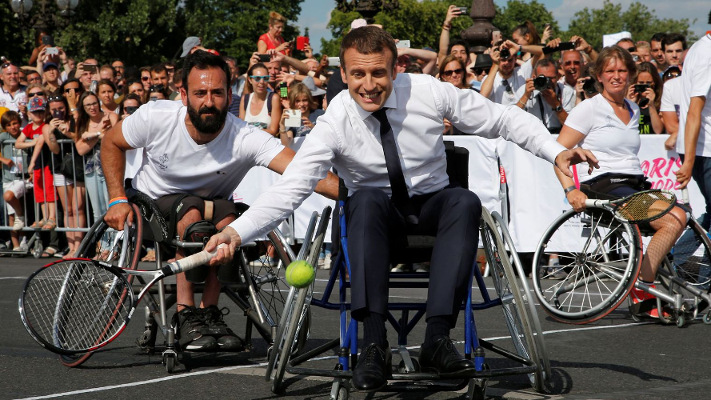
[585,189,677,224]
[18,244,224,355]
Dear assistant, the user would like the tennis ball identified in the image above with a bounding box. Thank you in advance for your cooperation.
[285,260,315,288]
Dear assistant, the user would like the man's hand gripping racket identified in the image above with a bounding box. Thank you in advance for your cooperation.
[18,244,225,355]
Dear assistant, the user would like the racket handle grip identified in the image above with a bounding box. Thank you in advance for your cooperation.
[682,188,689,205]
[164,244,226,275]
[584,199,605,207]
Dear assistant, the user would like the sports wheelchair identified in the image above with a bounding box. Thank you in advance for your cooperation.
[266,143,550,399]
[532,187,711,327]
[57,190,302,372]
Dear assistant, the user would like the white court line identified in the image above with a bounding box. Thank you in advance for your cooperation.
[17,321,650,399]
[0,277,28,280]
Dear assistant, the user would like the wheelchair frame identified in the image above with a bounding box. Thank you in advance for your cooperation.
[266,204,550,400]
[532,202,711,328]
[58,196,301,372]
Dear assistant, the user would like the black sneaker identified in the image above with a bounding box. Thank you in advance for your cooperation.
[201,305,244,352]
[173,307,218,352]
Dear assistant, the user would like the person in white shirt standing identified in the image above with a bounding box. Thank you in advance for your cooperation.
[101,51,337,353]
[205,26,597,392]
[675,27,711,229]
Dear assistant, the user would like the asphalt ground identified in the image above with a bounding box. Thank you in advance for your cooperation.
[2,256,711,400]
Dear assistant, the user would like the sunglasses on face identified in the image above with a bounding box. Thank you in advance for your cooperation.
[64,87,80,93]
[27,92,43,97]
[250,75,270,82]
[149,96,160,101]
[124,106,139,114]
[442,68,464,77]
[141,76,150,81]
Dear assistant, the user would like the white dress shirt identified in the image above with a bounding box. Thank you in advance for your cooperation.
[230,73,566,244]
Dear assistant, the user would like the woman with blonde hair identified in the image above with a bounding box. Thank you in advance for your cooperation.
[257,11,291,55]
[277,81,324,147]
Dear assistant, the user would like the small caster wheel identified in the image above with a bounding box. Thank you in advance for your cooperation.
[397,358,421,373]
[703,310,711,325]
[467,379,487,400]
[676,314,686,328]
[163,349,178,373]
[335,386,348,400]
[32,241,43,259]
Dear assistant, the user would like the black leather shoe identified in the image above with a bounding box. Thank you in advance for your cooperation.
[419,337,476,377]
[352,342,391,392]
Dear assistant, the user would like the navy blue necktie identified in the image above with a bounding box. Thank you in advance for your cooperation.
[371,108,409,210]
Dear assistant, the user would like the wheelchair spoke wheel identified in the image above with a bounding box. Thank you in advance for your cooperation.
[61,204,143,368]
[489,211,551,386]
[532,207,642,324]
[481,210,545,392]
[669,218,711,291]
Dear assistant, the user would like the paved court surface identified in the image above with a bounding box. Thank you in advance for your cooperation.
[2,256,711,400]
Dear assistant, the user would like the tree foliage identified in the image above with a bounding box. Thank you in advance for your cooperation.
[321,0,470,57]
[492,0,559,41]
[566,0,697,50]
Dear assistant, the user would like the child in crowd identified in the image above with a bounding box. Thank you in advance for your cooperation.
[1,110,33,250]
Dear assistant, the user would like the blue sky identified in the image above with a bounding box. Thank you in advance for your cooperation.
[296,0,710,53]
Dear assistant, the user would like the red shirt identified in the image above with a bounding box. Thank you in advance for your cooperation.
[259,33,289,55]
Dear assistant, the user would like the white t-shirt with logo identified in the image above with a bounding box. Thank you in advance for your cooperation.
[122,100,283,200]
[677,34,711,156]
[564,94,642,182]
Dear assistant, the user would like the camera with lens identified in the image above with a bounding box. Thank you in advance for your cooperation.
[533,75,552,91]
[634,84,650,94]
[499,47,511,60]
[582,77,598,96]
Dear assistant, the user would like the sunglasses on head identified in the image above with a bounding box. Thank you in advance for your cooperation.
[48,96,63,102]
[250,75,270,82]
[442,68,464,77]
[1,63,12,70]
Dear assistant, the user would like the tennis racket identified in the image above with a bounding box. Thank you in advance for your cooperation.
[18,244,224,355]
[585,189,676,224]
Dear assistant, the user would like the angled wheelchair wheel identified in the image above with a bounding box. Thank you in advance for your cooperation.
[481,210,545,392]
[489,211,551,386]
[267,207,331,394]
[668,218,711,291]
[532,206,642,324]
[60,204,144,368]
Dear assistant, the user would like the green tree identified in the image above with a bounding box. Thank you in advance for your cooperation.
[321,0,471,57]
[566,0,697,50]
[180,0,303,66]
[492,0,559,41]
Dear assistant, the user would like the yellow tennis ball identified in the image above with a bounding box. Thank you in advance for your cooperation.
[285,260,315,288]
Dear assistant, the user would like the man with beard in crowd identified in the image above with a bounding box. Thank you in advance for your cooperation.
[101,51,337,353]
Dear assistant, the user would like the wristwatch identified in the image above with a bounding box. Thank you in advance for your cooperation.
[554,105,563,112]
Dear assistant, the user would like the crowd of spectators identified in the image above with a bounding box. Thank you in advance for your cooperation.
[0,6,694,260]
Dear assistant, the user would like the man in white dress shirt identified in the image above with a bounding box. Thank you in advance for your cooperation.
[206,27,597,392]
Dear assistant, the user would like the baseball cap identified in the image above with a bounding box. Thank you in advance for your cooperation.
[28,97,46,113]
[43,62,58,72]
[302,76,326,97]
[181,36,201,58]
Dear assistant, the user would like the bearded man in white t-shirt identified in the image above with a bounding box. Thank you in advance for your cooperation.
[101,50,337,352]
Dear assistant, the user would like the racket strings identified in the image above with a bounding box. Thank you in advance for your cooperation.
[23,261,131,352]
[617,191,675,222]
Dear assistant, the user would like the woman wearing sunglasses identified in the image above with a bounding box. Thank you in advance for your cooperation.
[239,63,281,136]
[42,95,86,258]
[439,55,468,135]
[60,78,83,122]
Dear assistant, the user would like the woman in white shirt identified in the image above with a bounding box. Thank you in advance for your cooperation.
[239,63,281,136]
[554,45,687,318]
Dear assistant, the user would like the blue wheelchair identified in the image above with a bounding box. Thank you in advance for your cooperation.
[265,144,550,399]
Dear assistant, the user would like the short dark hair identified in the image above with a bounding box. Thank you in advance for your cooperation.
[1,110,21,129]
[662,33,687,51]
[449,40,468,53]
[534,58,558,74]
[181,50,230,91]
[150,63,167,75]
[60,78,83,95]
[650,32,666,43]
[339,26,398,71]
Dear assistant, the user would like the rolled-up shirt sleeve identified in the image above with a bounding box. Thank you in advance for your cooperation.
[438,81,566,163]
